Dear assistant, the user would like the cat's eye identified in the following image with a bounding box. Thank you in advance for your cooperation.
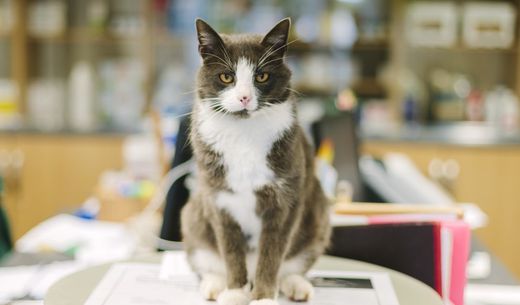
[255,72,269,83]
[219,73,234,84]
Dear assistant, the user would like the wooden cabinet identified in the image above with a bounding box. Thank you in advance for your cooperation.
[362,141,520,278]
[0,134,124,239]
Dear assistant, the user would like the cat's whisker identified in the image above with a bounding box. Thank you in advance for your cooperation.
[173,111,194,119]
[258,58,284,69]
[210,103,225,111]
[258,39,299,67]
[179,88,198,95]
[218,42,234,69]
[258,55,295,69]
[200,98,222,103]
[285,87,303,96]
[201,52,234,70]
[258,39,292,66]
[205,62,233,69]
[258,43,278,66]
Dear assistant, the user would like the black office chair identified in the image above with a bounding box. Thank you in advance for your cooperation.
[159,117,193,244]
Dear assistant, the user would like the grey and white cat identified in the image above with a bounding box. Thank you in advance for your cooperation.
[181,18,331,305]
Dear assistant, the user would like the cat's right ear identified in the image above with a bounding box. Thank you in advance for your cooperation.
[261,18,291,57]
[196,19,224,60]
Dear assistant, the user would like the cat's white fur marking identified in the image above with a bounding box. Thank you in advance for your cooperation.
[217,288,251,305]
[246,252,259,281]
[216,191,261,248]
[220,57,258,112]
[278,253,309,277]
[197,96,294,249]
[280,274,314,301]
[200,273,226,300]
[192,249,226,275]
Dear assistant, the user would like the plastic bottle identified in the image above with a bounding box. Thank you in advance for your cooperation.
[68,61,97,131]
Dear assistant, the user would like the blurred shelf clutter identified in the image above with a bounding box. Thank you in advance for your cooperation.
[0,0,518,133]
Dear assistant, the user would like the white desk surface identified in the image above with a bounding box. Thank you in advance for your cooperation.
[44,255,443,305]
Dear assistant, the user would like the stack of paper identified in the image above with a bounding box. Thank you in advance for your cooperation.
[84,252,400,305]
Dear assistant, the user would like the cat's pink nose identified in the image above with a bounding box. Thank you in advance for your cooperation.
[239,95,251,106]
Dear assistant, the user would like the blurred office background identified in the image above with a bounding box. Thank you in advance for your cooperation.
[0,0,520,293]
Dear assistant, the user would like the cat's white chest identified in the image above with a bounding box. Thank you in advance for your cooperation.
[197,102,294,247]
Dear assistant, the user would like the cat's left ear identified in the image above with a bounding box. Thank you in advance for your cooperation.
[261,18,291,57]
[196,19,225,60]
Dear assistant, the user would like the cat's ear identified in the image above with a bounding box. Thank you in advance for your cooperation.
[261,18,291,57]
[196,19,225,60]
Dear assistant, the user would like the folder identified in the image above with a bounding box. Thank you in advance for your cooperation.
[328,220,470,305]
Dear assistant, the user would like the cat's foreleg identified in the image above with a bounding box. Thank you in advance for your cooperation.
[250,190,295,305]
[213,212,251,305]
[250,219,291,305]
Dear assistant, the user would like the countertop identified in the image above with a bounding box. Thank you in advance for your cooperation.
[0,127,138,137]
[360,122,520,147]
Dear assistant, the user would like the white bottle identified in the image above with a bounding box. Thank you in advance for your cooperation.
[501,88,519,132]
[68,61,97,131]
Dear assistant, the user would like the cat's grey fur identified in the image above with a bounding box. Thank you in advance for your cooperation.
[181,18,331,305]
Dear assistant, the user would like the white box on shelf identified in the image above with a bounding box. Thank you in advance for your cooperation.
[406,2,458,48]
[463,2,516,49]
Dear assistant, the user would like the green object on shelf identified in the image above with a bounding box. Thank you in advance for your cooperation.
[0,177,13,261]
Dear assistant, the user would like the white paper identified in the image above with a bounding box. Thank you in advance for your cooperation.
[16,214,136,265]
[0,265,39,301]
[465,284,520,305]
[0,261,87,302]
[85,260,400,305]
[30,261,88,299]
[440,227,453,305]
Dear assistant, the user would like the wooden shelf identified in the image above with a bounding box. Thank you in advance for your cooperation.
[408,44,517,55]
[351,79,386,97]
[293,85,337,98]
[28,29,146,45]
[353,39,389,51]
[293,78,386,99]
[290,38,389,54]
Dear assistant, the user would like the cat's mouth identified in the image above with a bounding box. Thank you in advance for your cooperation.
[230,109,251,118]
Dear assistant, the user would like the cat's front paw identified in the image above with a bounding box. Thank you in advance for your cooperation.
[200,273,226,300]
[249,299,279,305]
[217,288,251,305]
[280,274,314,301]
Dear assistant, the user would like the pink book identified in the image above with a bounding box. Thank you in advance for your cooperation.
[436,220,471,305]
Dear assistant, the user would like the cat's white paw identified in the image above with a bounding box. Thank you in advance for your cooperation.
[217,288,251,305]
[280,274,314,301]
[200,273,226,300]
[249,299,279,305]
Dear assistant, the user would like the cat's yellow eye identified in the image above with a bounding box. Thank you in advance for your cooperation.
[219,73,234,84]
[255,72,269,83]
